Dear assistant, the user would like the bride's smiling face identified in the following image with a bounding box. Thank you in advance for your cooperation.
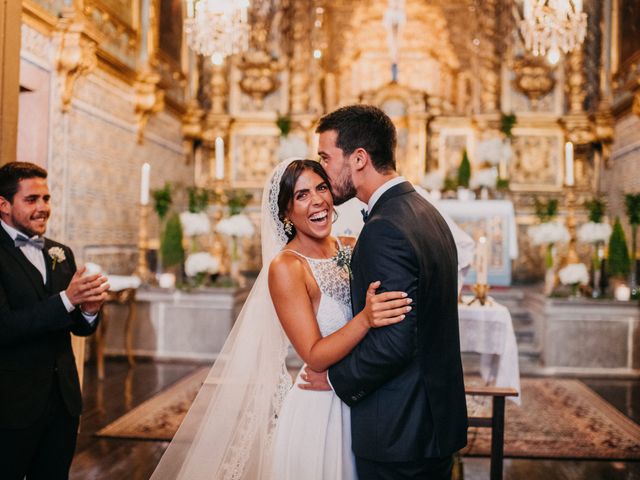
[286,169,334,240]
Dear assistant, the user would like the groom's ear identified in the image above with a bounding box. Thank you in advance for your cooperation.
[0,196,11,218]
[351,148,369,172]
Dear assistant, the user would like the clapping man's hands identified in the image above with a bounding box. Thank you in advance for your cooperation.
[65,266,110,315]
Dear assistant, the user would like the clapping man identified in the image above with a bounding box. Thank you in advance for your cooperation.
[0,162,109,479]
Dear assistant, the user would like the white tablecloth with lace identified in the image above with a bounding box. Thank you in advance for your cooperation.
[458,297,521,404]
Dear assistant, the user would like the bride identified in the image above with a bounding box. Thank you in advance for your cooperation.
[150,158,410,480]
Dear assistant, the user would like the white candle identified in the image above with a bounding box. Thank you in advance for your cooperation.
[215,137,225,180]
[476,236,489,285]
[565,141,574,187]
[140,163,150,205]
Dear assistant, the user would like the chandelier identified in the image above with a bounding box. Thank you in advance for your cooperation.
[184,0,250,62]
[516,0,587,61]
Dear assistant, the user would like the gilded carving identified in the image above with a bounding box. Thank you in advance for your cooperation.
[238,50,281,106]
[83,1,138,71]
[512,56,556,107]
[134,71,165,143]
[56,13,98,112]
[633,81,640,117]
[232,134,279,187]
[510,134,562,188]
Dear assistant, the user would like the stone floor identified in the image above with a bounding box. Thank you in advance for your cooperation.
[72,359,640,480]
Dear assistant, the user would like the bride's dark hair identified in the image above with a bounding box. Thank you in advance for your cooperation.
[277,159,334,241]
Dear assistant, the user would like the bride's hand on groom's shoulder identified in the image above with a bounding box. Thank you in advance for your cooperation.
[362,281,412,329]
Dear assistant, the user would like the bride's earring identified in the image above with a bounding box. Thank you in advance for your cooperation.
[283,218,294,236]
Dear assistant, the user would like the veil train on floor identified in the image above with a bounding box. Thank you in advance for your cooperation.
[150,158,300,480]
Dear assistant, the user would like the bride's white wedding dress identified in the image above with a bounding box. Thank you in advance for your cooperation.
[271,249,357,480]
[150,158,357,480]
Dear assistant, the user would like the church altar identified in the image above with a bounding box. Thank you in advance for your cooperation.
[435,200,518,286]
[525,292,640,375]
[101,286,250,362]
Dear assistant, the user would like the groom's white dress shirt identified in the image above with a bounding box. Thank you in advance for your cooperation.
[1,220,97,324]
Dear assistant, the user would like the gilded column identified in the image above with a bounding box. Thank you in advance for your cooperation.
[478,0,500,114]
[563,47,593,145]
[203,61,231,186]
[0,0,21,164]
[289,0,311,115]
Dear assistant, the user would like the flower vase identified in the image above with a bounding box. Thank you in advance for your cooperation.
[543,244,556,296]
[591,242,604,299]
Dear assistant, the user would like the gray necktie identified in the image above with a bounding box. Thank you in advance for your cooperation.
[14,234,45,250]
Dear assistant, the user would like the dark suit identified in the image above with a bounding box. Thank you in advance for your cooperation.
[329,182,468,478]
[0,226,99,479]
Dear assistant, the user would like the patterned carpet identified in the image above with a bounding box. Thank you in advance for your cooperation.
[97,373,640,460]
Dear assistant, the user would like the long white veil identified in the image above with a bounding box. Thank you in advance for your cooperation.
[150,158,299,480]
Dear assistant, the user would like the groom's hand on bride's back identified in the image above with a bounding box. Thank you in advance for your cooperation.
[362,281,412,328]
[298,367,332,391]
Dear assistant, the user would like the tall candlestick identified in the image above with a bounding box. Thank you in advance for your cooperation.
[215,137,225,180]
[140,163,150,205]
[476,236,489,285]
[564,141,574,187]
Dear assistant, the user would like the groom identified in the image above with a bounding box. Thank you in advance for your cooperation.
[303,105,468,479]
[0,162,109,479]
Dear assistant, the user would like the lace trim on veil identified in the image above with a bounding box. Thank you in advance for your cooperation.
[150,158,301,480]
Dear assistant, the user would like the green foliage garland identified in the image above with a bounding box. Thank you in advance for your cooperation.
[500,112,517,138]
[608,217,630,278]
[584,197,607,223]
[188,187,209,213]
[152,183,172,220]
[276,113,292,137]
[161,213,185,268]
[457,150,471,189]
[226,189,253,215]
[534,197,559,223]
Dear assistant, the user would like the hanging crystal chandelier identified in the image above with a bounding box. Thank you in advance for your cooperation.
[184,0,251,62]
[516,0,587,60]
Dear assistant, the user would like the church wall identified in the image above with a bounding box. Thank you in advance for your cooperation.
[602,113,640,241]
[20,22,191,274]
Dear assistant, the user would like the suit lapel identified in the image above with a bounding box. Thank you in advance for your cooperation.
[366,181,415,220]
[44,239,54,293]
[0,227,47,299]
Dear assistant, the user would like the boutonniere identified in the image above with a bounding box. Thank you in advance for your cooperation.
[332,246,353,279]
[48,246,66,270]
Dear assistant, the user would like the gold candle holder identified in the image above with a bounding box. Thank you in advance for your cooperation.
[468,284,491,306]
[135,203,153,283]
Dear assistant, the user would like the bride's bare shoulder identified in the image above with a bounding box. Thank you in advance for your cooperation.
[269,250,306,281]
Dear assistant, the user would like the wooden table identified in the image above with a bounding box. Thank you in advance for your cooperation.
[95,288,137,380]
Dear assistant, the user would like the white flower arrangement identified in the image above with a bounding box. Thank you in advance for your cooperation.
[420,171,444,192]
[577,222,612,244]
[558,263,589,286]
[278,135,309,161]
[527,221,570,246]
[48,246,66,270]
[215,214,255,238]
[470,167,498,190]
[185,252,220,277]
[180,212,211,237]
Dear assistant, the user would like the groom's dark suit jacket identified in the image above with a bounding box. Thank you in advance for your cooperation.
[0,226,98,429]
[329,181,468,462]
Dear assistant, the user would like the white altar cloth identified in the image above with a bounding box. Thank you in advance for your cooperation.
[459,297,521,404]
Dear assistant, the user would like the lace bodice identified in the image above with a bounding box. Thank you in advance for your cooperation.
[284,251,353,337]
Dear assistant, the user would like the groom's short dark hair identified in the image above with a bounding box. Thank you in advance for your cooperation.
[316,104,397,173]
[0,162,48,202]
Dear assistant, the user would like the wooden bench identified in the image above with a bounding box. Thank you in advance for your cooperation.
[464,385,519,480]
